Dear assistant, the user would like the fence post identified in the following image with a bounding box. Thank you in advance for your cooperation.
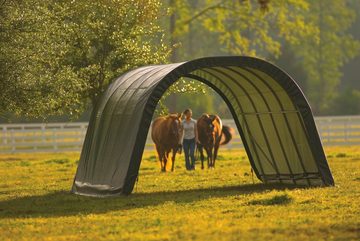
[327,118,331,144]
[53,128,58,151]
[344,117,348,142]
[10,129,15,153]
[3,126,7,145]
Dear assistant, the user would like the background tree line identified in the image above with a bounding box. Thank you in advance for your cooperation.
[163,0,360,117]
[1,0,359,122]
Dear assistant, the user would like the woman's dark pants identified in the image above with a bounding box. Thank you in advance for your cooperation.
[183,138,196,170]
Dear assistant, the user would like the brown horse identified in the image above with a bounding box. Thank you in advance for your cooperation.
[197,114,233,169]
[151,113,183,172]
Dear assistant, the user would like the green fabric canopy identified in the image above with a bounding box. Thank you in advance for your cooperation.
[72,56,334,197]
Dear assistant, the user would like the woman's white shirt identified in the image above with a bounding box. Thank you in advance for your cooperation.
[182,118,196,140]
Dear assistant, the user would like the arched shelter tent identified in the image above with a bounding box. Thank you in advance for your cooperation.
[72,56,334,196]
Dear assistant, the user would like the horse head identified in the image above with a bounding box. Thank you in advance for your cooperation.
[201,114,218,145]
[167,113,183,142]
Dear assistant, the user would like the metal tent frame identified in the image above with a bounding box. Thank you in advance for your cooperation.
[72,56,334,197]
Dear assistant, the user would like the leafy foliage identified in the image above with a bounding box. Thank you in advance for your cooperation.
[1,0,359,119]
[162,0,360,115]
[155,78,211,116]
[290,0,360,113]
[0,0,168,119]
[327,89,360,115]
[167,0,317,59]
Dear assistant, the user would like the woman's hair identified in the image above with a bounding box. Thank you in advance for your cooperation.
[183,108,192,115]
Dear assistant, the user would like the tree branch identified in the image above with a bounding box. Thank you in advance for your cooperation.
[180,1,227,25]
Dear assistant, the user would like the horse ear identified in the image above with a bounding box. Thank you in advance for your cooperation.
[178,112,183,119]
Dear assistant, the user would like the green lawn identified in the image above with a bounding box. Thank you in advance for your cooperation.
[0,147,359,241]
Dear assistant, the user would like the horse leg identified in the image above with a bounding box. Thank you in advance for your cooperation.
[213,142,220,169]
[198,145,205,170]
[161,151,166,172]
[161,148,167,172]
[205,147,212,169]
[210,147,214,168]
[171,149,176,172]
[163,150,170,172]
[156,145,164,172]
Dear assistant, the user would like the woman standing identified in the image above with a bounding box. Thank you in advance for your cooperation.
[181,108,198,170]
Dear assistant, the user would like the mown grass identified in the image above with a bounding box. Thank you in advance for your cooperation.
[0,147,359,241]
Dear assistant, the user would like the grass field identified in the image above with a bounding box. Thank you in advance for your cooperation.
[0,147,359,241]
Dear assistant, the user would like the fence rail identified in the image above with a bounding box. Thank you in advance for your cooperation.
[1,115,359,153]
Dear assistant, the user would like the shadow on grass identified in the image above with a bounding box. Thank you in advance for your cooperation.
[247,193,293,206]
[0,183,302,219]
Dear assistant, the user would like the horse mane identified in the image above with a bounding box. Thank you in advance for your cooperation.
[209,114,217,122]
[167,113,179,119]
[162,114,181,129]
[200,113,218,123]
[201,113,209,118]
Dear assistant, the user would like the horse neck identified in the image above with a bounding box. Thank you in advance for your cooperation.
[215,116,223,132]
[163,118,176,137]
[163,117,173,128]
[199,116,222,139]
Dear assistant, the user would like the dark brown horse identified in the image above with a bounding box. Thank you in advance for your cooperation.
[197,114,233,169]
[151,113,183,172]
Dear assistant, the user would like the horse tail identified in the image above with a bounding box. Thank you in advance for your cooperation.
[220,125,233,145]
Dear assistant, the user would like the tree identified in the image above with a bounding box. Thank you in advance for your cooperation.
[162,0,360,115]
[291,0,360,113]
[159,0,317,113]
[156,77,211,116]
[165,0,316,60]
[0,0,168,119]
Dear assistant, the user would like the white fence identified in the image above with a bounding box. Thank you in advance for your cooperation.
[1,116,359,153]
